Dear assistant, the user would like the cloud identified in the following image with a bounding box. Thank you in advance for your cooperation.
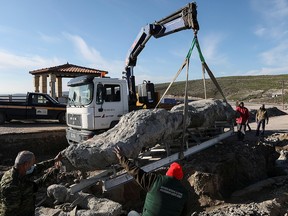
[245,66,288,76]
[0,50,63,94]
[168,32,228,67]
[259,40,288,67]
[0,49,62,71]
[38,33,61,43]
[252,0,288,40]
[64,33,124,78]
[252,0,288,19]
[250,0,288,76]
[266,0,288,19]
[254,26,267,37]
[200,33,228,66]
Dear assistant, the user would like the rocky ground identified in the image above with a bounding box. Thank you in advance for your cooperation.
[188,104,288,215]
[37,104,288,215]
[1,103,288,215]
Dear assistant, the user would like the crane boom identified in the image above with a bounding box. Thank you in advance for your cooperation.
[124,2,199,106]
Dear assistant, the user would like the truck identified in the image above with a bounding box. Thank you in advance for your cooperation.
[66,2,199,144]
[0,92,66,124]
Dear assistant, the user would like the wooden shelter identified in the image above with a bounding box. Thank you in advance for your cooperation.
[29,63,108,98]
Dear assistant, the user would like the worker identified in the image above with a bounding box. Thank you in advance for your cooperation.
[256,104,269,136]
[236,101,250,141]
[113,146,188,216]
[0,150,63,216]
[236,101,252,132]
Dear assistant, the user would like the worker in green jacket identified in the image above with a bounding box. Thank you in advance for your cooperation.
[114,146,188,216]
[0,150,63,216]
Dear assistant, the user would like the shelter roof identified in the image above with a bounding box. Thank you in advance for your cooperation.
[29,63,108,77]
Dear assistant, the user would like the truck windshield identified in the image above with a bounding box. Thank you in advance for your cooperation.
[68,83,93,106]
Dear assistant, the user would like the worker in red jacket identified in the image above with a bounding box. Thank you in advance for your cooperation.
[236,101,250,140]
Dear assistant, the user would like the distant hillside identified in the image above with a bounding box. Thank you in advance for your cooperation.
[154,74,288,104]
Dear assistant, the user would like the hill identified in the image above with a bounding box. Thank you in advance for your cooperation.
[155,74,288,104]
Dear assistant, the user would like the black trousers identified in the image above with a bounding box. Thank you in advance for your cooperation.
[256,119,266,136]
[237,123,246,141]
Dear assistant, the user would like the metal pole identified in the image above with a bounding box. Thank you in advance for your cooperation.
[181,58,190,159]
[202,64,207,99]
[282,81,284,110]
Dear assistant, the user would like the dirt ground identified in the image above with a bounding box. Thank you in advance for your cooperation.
[226,101,287,133]
[241,104,287,131]
[0,119,66,135]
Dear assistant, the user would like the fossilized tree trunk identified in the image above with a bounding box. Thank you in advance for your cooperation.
[63,99,235,171]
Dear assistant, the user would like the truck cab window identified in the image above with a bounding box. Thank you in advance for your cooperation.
[103,85,120,102]
[31,95,48,105]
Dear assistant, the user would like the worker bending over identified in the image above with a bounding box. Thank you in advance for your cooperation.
[114,146,188,216]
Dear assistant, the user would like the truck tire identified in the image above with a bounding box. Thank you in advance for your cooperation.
[58,112,66,124]
[0,113,5,124]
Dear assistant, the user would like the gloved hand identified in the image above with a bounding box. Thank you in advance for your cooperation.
[113,146,123,161]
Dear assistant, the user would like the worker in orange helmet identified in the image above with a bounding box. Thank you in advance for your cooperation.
[114,146,188,216]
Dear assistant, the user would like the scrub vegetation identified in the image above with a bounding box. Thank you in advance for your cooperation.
[155,74,288,104]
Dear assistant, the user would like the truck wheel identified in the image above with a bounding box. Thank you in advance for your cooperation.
[0,113,5,124]
[58,112,66,124]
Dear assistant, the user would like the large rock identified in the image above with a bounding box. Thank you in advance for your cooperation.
[63,99,235,171]
[171,98,235,128]
[35,184,122,216]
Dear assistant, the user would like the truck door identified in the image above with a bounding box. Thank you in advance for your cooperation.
[95,83,126,129]
[27,94,51,119]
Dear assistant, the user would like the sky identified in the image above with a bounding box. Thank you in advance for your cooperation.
[0,0,288,94]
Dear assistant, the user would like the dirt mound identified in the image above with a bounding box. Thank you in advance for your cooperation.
[188,132,288,215]
[249,106,287,122]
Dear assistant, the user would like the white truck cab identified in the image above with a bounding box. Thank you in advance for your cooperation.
[66,76,129,144]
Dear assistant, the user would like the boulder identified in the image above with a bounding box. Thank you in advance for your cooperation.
[171,98,235,128]
[63,99,235,171]
[36,184,122,216]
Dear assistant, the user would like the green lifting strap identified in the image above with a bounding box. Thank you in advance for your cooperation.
[154,36,197,109]
[195,37,205,63]
[155,35,227,110]
[186,36,197,59]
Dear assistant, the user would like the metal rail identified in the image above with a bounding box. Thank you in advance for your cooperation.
[68,128,233,194]
[103,129,233,191]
